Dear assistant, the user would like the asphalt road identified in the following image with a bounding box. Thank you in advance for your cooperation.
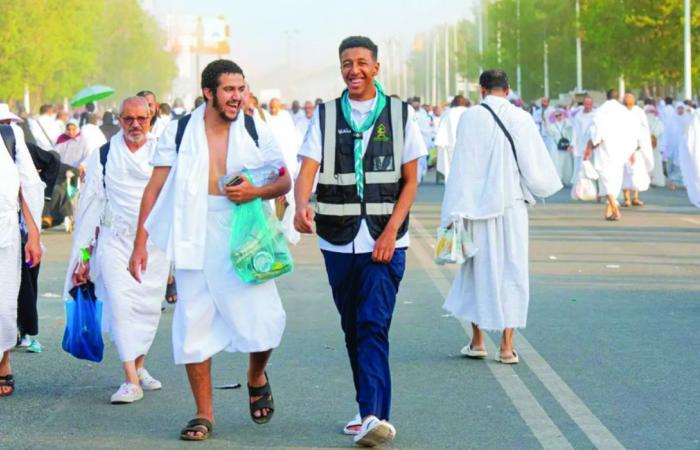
[1,181,699,450]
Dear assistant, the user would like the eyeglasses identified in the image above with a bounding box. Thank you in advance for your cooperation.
[120,116,149,125]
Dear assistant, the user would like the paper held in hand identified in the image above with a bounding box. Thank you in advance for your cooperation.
[435,218,478,265]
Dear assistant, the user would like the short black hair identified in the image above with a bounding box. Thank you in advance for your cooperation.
[606,88,618,100]
[665,96,674,104]
[136,90,155,99]
[643,97,653,106]
[479,70,509,90]
[39,104,53,114]
[201,59,245,93]
[339,36,378,60]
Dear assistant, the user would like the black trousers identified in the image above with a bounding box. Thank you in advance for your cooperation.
[17,241,40,337]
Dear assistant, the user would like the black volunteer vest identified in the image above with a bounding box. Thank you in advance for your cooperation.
[315,96,409,245]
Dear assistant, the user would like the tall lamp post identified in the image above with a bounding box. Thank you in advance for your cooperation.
[575,0,583,93]
[684,0,692,100]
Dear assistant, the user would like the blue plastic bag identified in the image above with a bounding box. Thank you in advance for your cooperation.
[62,282,104,362]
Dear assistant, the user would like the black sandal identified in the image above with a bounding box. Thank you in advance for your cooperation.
[0,374,15,397]
[180,417,213,441]
[248,373,275,425]
[165,278,177,304]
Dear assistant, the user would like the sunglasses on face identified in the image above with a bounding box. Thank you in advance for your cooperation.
[120,116,149,125]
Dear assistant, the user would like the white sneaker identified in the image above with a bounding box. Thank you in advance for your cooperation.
[110,382,143,404]
[17,335,31,348]
[353,416,396,447]
[137,368,162,391]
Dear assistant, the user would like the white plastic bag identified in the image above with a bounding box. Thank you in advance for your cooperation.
[581,160,599,180]
[435,218,477,265]
[571,160,598,201]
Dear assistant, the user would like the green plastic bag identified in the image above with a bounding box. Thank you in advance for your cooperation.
[229,197,294,284]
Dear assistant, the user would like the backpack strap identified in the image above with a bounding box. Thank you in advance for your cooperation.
[175,114,191,154]
[174,113,259,154]
[99,142,111,189]
[0,125,16,161]
[244,114,259,147]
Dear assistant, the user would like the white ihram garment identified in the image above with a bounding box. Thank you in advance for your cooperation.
[572,109,594,185]
[682,110,700,207]
[589,100,637,197]
[0,125,44,352]
[146,105,286,364]
[265,110,301,244]
[663,106,692,185]
[546,114,575,187]
[441,96,561,331]
[622,105,654,192]
[647,113,666,187]
[63,132,168,362]
[434,106,467,181]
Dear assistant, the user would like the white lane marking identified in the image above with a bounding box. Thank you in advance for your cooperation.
[681,217,700,225]
[409,231,574,449]
[411,216,625,450]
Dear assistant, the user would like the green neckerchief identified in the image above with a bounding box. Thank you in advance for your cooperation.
[340,80,387,201]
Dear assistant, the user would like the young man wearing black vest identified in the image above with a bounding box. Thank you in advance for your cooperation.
[295,36,426,447]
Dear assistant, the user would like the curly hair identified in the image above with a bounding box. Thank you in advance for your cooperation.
[201,59,245,93]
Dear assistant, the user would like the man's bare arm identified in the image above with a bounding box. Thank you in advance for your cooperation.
[372,159,419,263]
[293,157,321,234]
[223,171,291,204]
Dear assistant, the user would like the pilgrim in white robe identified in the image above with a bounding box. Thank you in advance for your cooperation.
[572,108,595,185]
[545,110,575,186]
[441,96,562,331]
[0,125,44,353]
[622,105,654,192]
[662,104,692,186]
[145,105,287,365]
[63,131,169,362]
[434,106,467,181]
[151,115,170,139]
[80,123,107,159]
[682,110,700,207]
[265,109,301,244]
[646,108,666,187]
[589,100,637,198]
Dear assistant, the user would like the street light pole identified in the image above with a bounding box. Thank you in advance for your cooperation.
[684,0,692,100]
[517,0,522,96]
[576,0,583,92]
[478,0,484,74]
[544,41,550,98]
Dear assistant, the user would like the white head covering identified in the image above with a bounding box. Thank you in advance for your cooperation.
[0,104,22,123]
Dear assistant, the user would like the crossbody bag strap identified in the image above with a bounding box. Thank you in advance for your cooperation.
[480,103,522,176]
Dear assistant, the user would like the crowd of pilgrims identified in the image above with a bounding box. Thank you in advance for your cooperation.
[2,86,699,354]
[415,93,697,208]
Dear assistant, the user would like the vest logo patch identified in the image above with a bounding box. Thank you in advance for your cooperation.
[373,123,391,142]
[338,128,352,135]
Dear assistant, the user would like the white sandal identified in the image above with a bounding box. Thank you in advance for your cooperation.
[496,350,519,364]
[343,413,362,435]
[461,344,488,359]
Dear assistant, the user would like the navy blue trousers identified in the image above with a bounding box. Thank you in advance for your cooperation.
[322,249,406,420]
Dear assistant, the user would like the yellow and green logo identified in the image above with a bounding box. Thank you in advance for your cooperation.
[373,123,391,142]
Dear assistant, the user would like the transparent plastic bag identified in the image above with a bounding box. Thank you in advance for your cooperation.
[229,196,294,284]
[435,218,477,265]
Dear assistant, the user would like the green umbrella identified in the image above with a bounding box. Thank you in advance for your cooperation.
[70,84,115,107]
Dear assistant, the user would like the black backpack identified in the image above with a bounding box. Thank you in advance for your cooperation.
[0,124,16,161]
[100,113,259,186]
